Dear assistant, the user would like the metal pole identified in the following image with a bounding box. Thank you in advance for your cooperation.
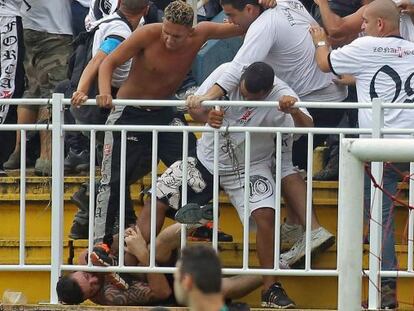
[50,93,65,303]
[273,132,282,269]
[338,138,365,311]
[305,133,314,270]
[19,130,26,265]
[180,130,189,248]
[368,98,384,309]
[242,132,251,269]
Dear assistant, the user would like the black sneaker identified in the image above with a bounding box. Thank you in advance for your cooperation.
[175,203,215,224]
[90,244,129,290]
[90,243,113,266]
[64,148,90,173]
[71,183,89,212]
[261,283,295,309]
[188,222,233,242]
[381,284,398,310]
[69,221,88,240]
[313,153,339,181]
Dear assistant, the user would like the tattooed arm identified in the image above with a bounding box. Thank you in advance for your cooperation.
[93,279,159,305]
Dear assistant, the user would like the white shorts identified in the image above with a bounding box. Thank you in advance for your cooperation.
[220,161,277,225]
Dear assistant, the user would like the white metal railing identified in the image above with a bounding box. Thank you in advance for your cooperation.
[0,94,413,310]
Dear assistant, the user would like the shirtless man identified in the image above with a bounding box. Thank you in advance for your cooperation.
[57,223,262,306]
[91,0,243,269]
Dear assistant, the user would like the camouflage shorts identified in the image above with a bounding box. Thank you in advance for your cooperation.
[22,29,72,110]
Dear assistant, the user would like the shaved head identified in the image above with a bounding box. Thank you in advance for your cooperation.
[365,0,400,32]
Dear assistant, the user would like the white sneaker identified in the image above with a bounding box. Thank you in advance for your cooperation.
[280,227,335,268]
[281,222,303,248]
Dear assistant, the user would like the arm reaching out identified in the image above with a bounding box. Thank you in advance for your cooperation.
[97,26,153,108]
[314,0,365,41]
[309,26,331,73]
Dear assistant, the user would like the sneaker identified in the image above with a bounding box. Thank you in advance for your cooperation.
[69,220,88,240]
[90,243,113,266]
[90,244,129,290]
[261,282,295,309]
[280,227,335,268]
[281,222,303,249]
[381,284,398,310]
[188,222,233,242]
[64,148,90,174]
[34,158,51,176]
[313,152,339,181]
[71,183,90,212]
[69,184,92,239]
[3,151,21,170]
[175,202,215,225]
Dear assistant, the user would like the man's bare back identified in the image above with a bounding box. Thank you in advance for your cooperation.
[97,16,242,107]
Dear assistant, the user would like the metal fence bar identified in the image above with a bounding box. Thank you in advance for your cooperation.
[62,123,374,135]
[118,130,127,268]
[149,130,158,267]
[59,264,339,276]
[408,161,414,272]
[242,132,251,270]
[305,133,314,271]
[212,129,219,250]
[180,130,189,249]
[19,130,26,266]
[273,132,282,269]
[87,130,96,265]
[338,139,365,311]
[50,93,65,304]
[368,98,384,309]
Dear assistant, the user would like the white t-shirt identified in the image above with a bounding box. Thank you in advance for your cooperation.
[215,0,347,102]
[329,36,414,137]
[196,63,311,175]
[85,0,118,31]
[21,0,72,35]
[0,0,22,16]
[91,12,133,88]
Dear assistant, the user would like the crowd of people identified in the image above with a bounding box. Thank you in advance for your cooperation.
[1,0,414,309]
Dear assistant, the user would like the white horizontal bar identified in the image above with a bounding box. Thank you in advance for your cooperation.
[347,138,414,162]
[365,270,414,278]
[64,98,373,109]
[0,124,51,131]
[62,124,371,135]
[0,265,51,271]
[61,264,338,276]
[62,97,414,109]
[0,98,50,105]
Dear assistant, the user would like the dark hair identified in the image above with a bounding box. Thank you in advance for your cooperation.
[220,0,259,11]
[240,62,274,94]
[179,245,222,294]
[56,274,85,305]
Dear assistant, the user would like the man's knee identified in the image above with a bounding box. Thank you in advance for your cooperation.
[252,208,275,228]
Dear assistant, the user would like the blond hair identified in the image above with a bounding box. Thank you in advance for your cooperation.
[164,1,194,27]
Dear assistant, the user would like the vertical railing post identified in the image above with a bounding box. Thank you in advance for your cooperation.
[338,138,365,311]
[50,93,65,303]
[369,98,384,309]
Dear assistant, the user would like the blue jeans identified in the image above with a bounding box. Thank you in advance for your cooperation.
[71,1,89,37]
[364,163,405,287]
